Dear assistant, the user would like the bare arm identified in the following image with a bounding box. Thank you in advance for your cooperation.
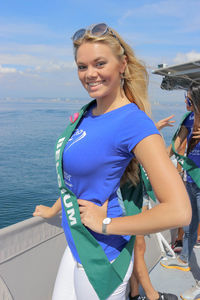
[33,197,61,218]
[79,134,191,235]
[106,134,191,235]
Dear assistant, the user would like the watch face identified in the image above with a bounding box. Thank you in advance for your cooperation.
[103,217,111,225]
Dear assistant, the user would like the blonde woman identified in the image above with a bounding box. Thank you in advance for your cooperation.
[33,23,191,300]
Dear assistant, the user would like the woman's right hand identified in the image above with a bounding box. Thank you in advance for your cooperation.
[33,205,56,218]
[33,198,62,219]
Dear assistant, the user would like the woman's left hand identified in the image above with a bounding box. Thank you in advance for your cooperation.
[78,199,108,234]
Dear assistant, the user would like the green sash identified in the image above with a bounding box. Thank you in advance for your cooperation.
[140,165,156,202]
[171,112,200,188]
[55,101,147,299]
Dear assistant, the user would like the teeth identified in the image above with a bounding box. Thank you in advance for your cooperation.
[88,82,101,86]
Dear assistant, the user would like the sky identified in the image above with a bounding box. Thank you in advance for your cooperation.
[0,0,200,100]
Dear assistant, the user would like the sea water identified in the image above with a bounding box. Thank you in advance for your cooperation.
[0,98,185,229]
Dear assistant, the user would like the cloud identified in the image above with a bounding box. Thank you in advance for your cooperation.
[0,64,17,74]
[0,52,75,74]
[173,51,200,64]
[0,43,72,57]
[0,64,82,98]
[119,0,184,24]
[0,53,44,66]
[0,21,64,39]
[0,19,74,74]
[0,19,74,72]
[118,0,200,33]
[35,61,76,73]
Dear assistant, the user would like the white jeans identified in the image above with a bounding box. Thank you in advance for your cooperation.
[52,246,133,300]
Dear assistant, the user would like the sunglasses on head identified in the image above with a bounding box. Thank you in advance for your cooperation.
[184,92,193,107]
[72,23,124,50]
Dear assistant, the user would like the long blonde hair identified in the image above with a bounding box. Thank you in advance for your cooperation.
[73,27,151,186]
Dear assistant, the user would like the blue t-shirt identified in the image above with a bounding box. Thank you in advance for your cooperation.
[183,112,200,183]
[62,102,159,263]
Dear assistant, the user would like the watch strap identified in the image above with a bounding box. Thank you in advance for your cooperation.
[102,222,108,235]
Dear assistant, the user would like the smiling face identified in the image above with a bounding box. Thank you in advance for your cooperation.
[76,42,126,101]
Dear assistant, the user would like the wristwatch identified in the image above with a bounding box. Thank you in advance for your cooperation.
[102,217,112,235]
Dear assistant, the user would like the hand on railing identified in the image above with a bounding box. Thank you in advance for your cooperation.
[33,197,61,218]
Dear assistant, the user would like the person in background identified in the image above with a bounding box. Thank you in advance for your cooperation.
[33,23,191,300]
[160,83,200,300]
[170,88,196,254]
